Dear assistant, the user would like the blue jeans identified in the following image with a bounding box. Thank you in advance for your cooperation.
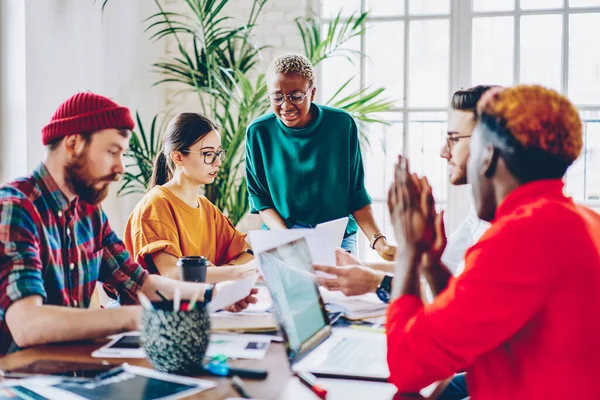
[291,223,357,255]
[438,373,468,400]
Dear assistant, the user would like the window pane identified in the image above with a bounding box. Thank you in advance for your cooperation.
[365,22,404,107]
[321,0,361,18]
[364,113,403,202]
[473,0,514,11]
[570,0,600,7]
[408,20,450,107]
[409,0,450,15]
[319,24,361,104]
[472,17,514,87]
[584,117,600,201]
[366,0,404,16]
[520,14,562,91]
[566,111,600,202]
[520,0,563,9]
[362,113,403,263]
[408,112,448,203]
[569,14,600,105]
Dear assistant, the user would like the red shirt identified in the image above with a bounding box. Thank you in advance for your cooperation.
[386,179,600,399]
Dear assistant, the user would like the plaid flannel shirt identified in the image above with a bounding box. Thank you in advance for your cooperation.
[0,163,148,355]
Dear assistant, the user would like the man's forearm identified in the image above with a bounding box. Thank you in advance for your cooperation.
[142,274,210,302]
[9,304,138,349]
[366,261,395,273]
[421,263,453,296]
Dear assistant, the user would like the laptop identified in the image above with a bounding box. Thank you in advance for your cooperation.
[257,238,389,382]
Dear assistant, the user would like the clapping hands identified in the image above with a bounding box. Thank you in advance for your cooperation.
[387,155,442,259]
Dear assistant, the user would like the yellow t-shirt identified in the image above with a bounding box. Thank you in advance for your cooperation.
[124,186,247,273]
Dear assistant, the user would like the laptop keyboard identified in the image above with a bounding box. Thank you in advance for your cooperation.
[320,336,386,372]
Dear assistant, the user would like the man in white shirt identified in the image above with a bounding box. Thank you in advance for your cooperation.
[314,86,497,400]
[315,86,495,296]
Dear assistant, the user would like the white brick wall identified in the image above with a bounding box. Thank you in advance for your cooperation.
[161,0,310,112]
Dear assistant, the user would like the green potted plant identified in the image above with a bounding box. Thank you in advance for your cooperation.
[113,0,395,226]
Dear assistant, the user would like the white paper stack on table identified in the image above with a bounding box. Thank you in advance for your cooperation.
[210,286,278,333]
[319,287,388,320]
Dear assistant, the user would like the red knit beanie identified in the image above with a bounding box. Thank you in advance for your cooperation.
[41,92,135,145]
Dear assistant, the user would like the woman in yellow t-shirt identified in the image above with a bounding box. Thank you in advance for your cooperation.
[124,112,257,282]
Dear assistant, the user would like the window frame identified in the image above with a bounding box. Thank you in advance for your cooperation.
[315,0,600,257]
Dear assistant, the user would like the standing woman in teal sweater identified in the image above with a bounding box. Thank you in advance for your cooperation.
[245,53,395,260]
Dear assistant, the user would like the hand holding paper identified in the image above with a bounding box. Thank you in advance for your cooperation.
[211,276,259,313]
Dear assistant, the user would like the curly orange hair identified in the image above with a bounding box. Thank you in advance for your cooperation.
[478,85,583,164]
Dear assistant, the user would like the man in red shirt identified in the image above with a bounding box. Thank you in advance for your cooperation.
[386,85,600,399]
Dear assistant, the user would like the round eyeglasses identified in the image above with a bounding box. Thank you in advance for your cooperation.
[181,149,227,165]
[267,87,313,106]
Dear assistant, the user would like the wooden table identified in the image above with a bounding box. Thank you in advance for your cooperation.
[0,339,403,400]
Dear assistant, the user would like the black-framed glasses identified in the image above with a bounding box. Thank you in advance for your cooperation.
[446,135,471,149]
[267,87,313,106]
[181,149,227,165]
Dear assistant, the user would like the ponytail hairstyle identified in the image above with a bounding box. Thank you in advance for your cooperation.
[148,113,219,188]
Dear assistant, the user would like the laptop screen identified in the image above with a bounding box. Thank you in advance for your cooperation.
[258,238,329,355]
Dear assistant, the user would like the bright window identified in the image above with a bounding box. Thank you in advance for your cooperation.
[319,0,600,259]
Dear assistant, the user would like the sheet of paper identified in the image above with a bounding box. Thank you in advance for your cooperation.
[315,216,349,248]
[248,230,337,280]
[249,229,336,266]
[320,287,388,320]
[209,275,258,313]
[206,333,271,360]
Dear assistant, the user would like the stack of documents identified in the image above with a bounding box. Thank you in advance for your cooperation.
[210,311,278,332]
[320,288,388,320]
[210,286,278,332]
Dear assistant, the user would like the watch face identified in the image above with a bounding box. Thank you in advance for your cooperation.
[376,286,390,304]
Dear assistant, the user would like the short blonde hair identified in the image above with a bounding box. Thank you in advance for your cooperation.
[267,53,315,86]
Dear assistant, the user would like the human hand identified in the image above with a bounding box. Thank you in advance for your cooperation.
[420,210,447,269]
[387,155,435,256]
[335,248,362,266]
[314,264,385,296]
[375,238,397,261]
[226,287,259,312]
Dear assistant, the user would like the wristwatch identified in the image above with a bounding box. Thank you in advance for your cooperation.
[376,274,394,304]
[204,284,215,303]
[369,232,387,249]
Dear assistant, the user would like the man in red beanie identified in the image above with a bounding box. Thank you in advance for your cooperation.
[0,92,257,355]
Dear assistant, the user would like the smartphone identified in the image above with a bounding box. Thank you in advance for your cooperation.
[8,360,115,379]
[105,335,141,349]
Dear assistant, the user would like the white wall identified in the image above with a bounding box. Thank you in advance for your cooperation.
[0,0,166,235]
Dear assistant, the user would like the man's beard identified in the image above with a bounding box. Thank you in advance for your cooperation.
[65,152,119,205]
[452,164,468,185]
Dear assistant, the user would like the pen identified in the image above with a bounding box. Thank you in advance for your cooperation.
[155,290,169,303]
[174,287,181,312]
[137,292,154,311]
[188,287,203,310]
[231,375,252,399]
[296,371,327,399]
[228,366,268,380]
